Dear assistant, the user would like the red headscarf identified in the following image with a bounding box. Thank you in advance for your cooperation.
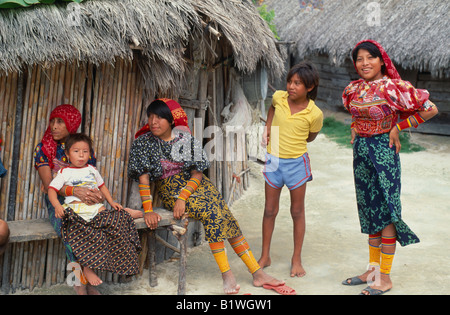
[41,104,81,169]
[135,98,191,139]
[352,39,401,80]
[347,39,430,119]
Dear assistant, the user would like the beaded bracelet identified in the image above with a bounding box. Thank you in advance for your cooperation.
[178,178,201,201]
[64,186,75,196]
[396,113,425,131]
[139,184,153,213]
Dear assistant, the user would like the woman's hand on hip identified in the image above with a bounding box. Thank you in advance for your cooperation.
[389,127,401,154]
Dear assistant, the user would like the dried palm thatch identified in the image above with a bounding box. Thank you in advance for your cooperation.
[0,0,284,92]
[265,0,450,78]
[193,0,284,75]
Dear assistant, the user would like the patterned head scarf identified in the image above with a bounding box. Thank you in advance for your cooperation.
[135,98,191,138]
[346,39,430,120]
[352,39,401,80]
[41,104,81,169]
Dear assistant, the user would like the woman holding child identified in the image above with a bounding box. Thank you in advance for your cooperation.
[34,104,141,294]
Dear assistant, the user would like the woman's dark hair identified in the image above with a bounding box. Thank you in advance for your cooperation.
[65,133,93,153]
[146,100,174,127]
[352,42,386,75]
[286,61,320,100]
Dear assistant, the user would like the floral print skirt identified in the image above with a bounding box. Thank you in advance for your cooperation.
[156,173,242,243]
[353,133,420,247]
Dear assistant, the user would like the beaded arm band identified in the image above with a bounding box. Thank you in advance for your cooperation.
[396,113,425,131]
[139,184,153,213]
[178,178,201,201]
[64,186,75,196]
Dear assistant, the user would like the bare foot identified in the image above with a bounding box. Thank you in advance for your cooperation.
[257,256,271,269]
[83,267,103,286]
[290,257,306,277]
[222,270,240,294]
[361,273,393,295]
[252,269,285,287]
[125,208,143,219]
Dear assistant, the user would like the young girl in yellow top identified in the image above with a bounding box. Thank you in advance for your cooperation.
[260,61,323,277]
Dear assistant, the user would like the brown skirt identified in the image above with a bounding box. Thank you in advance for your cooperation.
[61,208,141,275]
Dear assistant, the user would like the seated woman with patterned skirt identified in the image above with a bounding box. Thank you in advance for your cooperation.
[128,98,293,295]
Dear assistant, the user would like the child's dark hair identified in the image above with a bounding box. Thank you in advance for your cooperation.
[352,41,386,75]
[146,100,175,128]
[65,133,93,152]
[287,61,320,100]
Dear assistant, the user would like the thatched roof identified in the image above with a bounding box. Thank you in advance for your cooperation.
[265,0,450,78]
[0,0,284,91]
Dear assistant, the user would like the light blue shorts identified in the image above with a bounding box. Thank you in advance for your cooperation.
[263,152,312,190]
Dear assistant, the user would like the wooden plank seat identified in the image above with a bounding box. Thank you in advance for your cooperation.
[7,207,189,294]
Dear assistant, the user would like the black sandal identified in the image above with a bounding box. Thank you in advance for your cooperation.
[342,276,366,286]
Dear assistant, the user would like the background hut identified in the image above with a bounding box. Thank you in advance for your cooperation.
[265,0,450,135]
[0,0,284,293]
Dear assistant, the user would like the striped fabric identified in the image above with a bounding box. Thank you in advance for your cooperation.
[61,208,141,276]
[230,235,260,274]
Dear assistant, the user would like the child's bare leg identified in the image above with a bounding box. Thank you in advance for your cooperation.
[289,184,307,277]
[124,208,143,219]
[82,266,103,286]
[259,183,282,268]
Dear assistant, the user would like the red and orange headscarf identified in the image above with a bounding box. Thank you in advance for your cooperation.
[41,104,81,169]
[347,39,430,119]
[135,98,191,139]
[351,39,401,80]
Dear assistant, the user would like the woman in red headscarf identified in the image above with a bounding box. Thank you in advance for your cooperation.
[341,40,438,295]
[34,104,102,294]
[128,99,292,295]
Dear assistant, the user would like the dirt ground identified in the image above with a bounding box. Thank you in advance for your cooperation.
[15,128,450,296]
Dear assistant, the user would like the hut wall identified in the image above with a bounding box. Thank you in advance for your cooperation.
[416,73,450,135]
[0,59,150,293]
[0,60,146,222]
[0,56,252,293]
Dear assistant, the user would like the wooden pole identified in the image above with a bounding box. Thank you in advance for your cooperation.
[7,70,24,221]
[147,230,157,287]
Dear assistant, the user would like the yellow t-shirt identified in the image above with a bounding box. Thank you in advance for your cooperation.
[267,91,323,159]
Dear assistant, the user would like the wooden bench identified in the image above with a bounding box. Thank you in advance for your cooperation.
[7,208,189,294]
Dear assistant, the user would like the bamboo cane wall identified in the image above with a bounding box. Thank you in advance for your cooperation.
[0,60,146,221]
[0,57,250,293]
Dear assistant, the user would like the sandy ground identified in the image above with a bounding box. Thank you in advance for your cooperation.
[13,131,450,296]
